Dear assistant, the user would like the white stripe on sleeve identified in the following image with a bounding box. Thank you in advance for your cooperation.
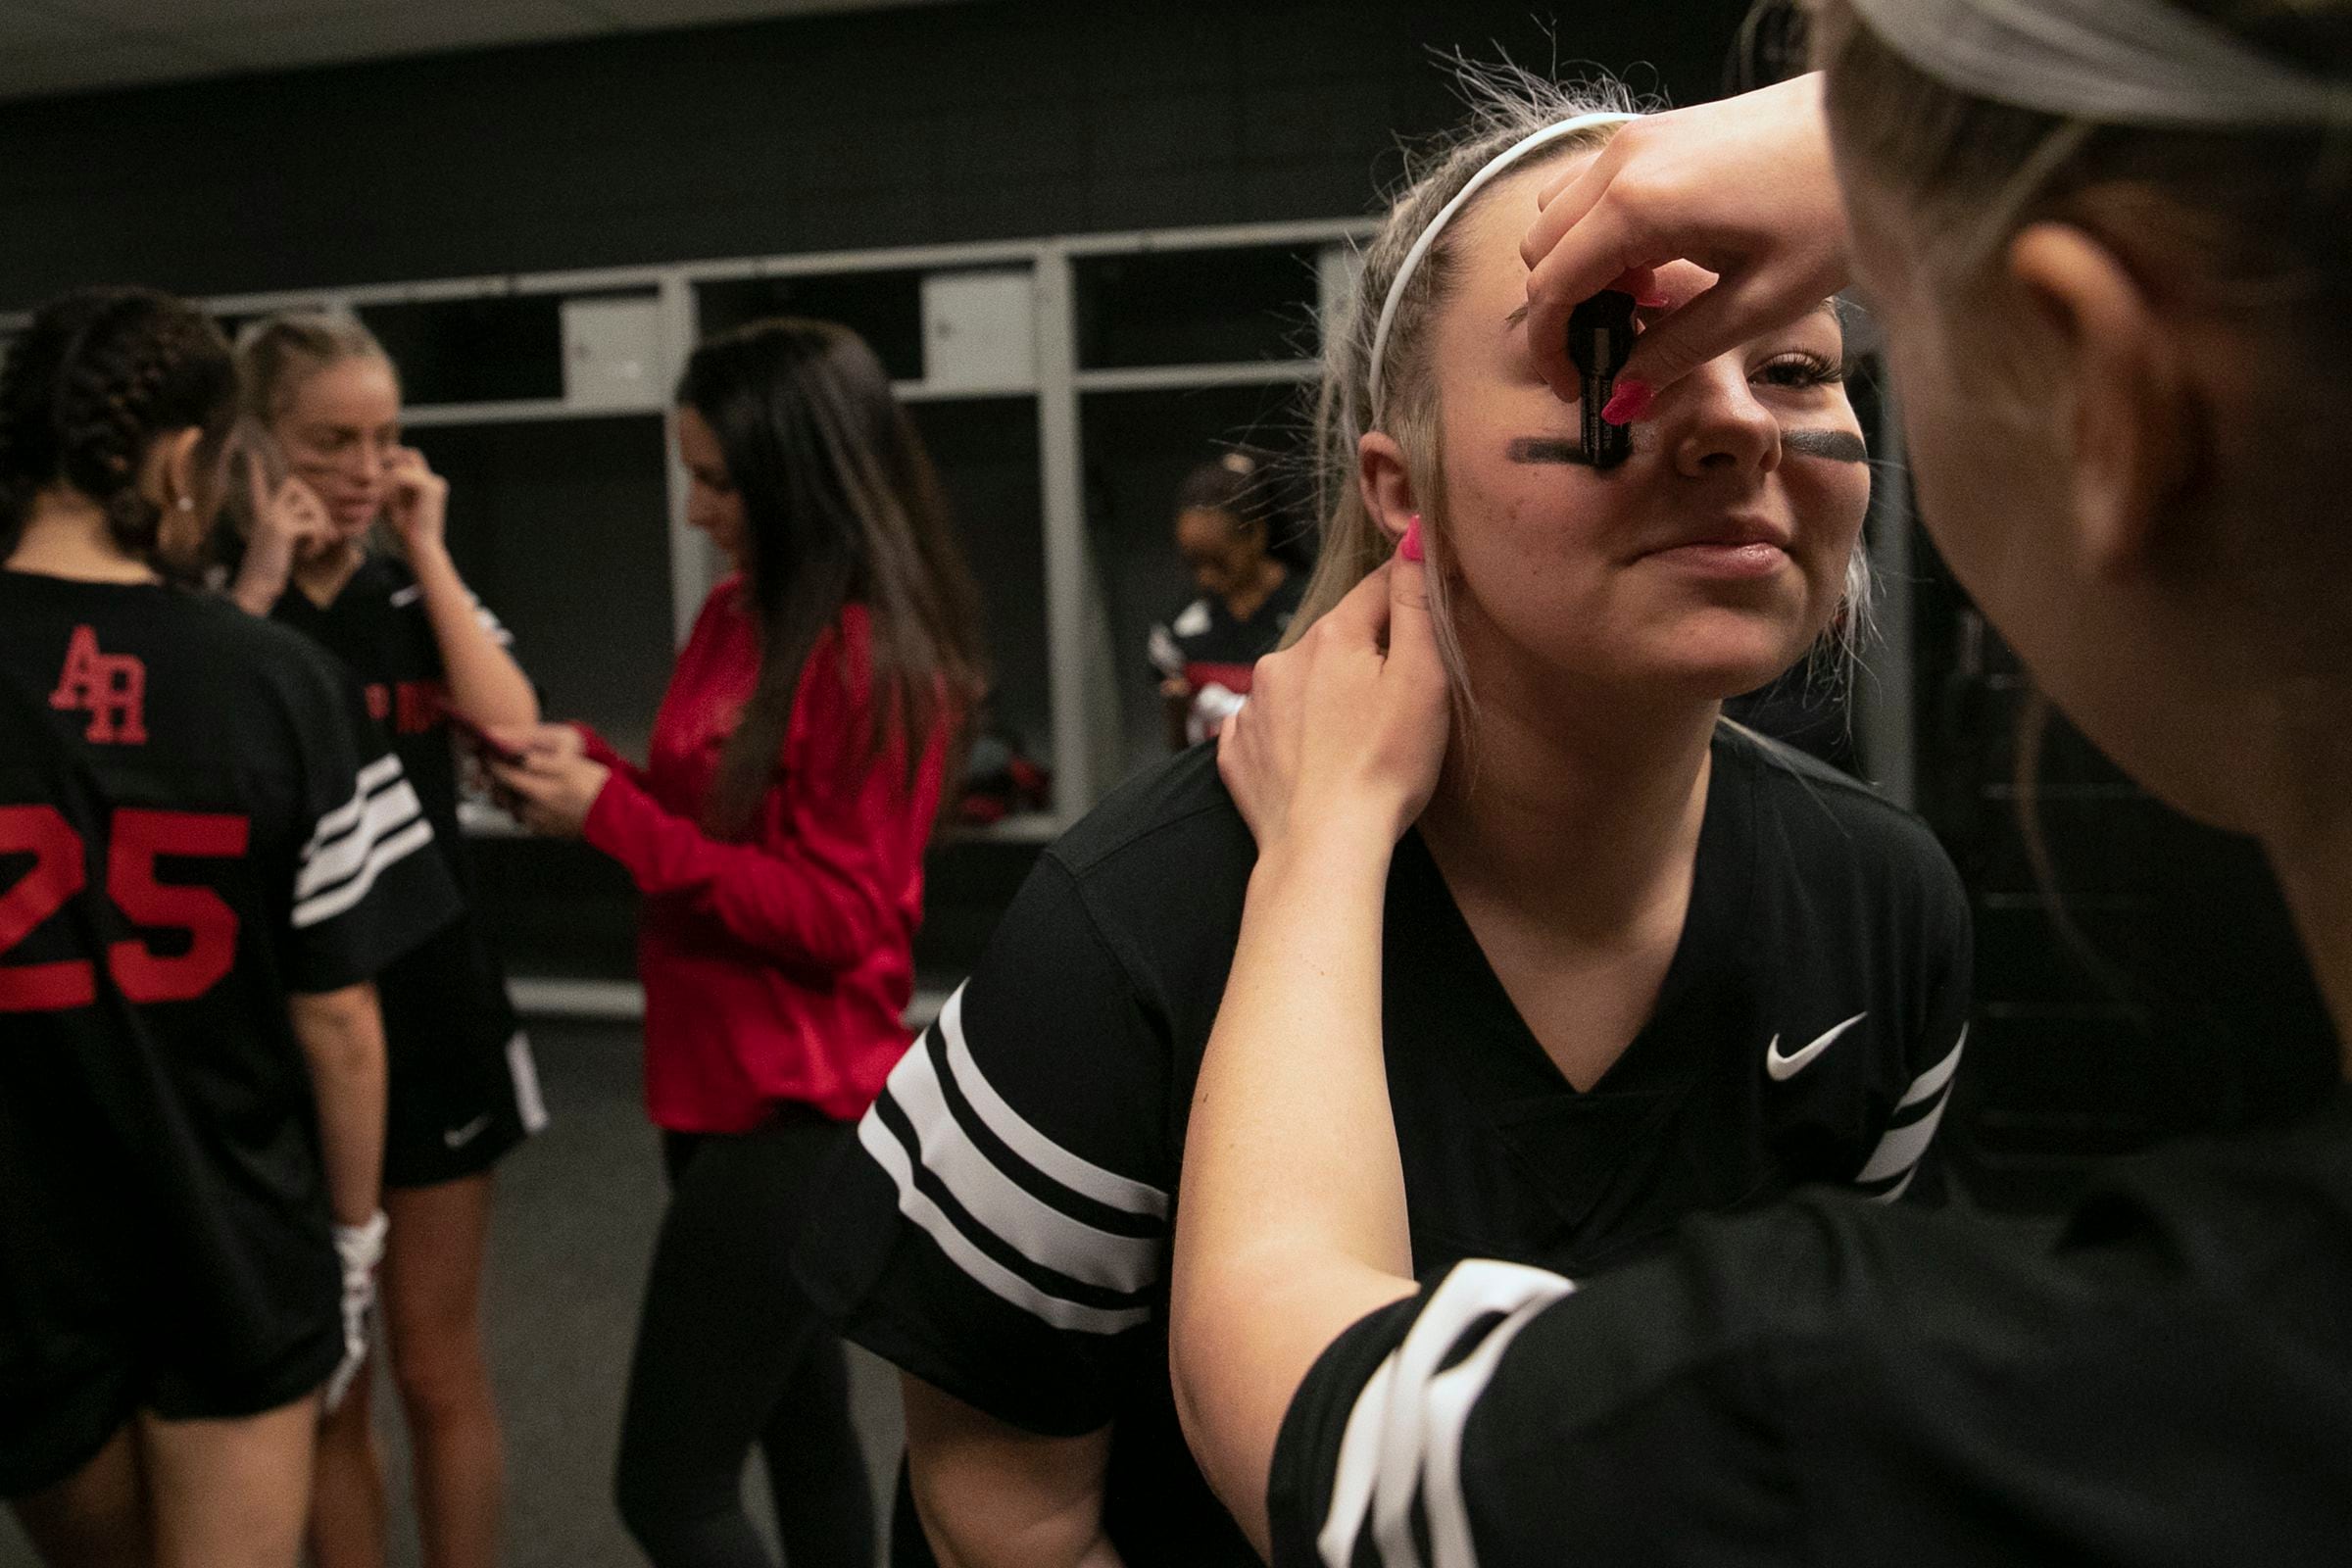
[1316,1355,1399,1568]
[298,777,425,900]
[938,985,1170,1218]
[856,1103,1150,1336]
[1322,1260,1576,1568]
[291,817,435,929]
[883,1033,1160,1294]
[302,755,404,860]
[1897,1024,1968,1109]
[1858,1091,1954,1186]
[1859,1025,1969,1199]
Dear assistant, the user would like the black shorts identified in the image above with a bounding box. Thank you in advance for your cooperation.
[384,1026,547,1190]
[0,1305,340,1499]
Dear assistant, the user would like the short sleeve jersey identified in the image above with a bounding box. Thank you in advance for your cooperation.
[1270,1084,2352,1568]
[267,552,518,1053]
[1147,571,1308,742]
[0,569,459,1401]
[796,727,1973,1567]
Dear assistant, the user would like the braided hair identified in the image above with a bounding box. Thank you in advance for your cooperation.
[0,287,236,571]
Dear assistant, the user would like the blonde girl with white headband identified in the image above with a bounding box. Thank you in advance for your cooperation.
[1174,3,2352,1563]
[792,67,1970,1568]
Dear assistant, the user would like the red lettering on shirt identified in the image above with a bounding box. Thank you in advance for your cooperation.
[395,680,448,737]
[48,626,148,745]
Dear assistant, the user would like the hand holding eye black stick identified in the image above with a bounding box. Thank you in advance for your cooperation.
[1568,290,1638,470]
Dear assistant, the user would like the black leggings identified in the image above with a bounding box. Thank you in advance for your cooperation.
[613,1109,874,1568]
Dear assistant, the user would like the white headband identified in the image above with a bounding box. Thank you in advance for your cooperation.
[1366,111,1639,426]
[1844,0,2348,127]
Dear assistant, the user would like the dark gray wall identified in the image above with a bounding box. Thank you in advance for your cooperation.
[0,0,1752,308]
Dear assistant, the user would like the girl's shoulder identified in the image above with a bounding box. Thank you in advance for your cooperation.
[1719,720,1965,906]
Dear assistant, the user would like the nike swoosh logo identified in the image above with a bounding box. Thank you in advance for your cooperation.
[442,1113,493,1150]
[1765,1011,1868,1082]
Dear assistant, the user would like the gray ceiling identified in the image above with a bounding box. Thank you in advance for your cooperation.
[0,0,973,101]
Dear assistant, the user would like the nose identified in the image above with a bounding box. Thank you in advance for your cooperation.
[347,437,388,481]
[1665,360,1782,481]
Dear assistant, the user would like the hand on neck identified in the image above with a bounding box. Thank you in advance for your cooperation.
[5,490,158,584]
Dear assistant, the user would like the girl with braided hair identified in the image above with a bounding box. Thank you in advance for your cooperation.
[0,287,457,1567]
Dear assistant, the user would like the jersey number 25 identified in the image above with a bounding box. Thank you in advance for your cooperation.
[0,805,250,1012]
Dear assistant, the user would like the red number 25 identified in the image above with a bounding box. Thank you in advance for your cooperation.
[0,805,250,1012]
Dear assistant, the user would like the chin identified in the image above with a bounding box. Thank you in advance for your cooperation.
[1650,615,1819,701]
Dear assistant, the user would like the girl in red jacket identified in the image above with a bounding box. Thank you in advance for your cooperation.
[493,318,987,1568]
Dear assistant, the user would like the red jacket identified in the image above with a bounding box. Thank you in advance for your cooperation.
[580,581,946,1132]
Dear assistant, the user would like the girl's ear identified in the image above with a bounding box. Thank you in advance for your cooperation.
[2006,221,2196,581]
[142,426,206,513]
[1357,432,1418,546]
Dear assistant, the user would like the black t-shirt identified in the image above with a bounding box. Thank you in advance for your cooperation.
[0,568,459,1390]
[1148,570,1308,742]
[1272,1082,2352,1568]
[268,553,518,1052]
[797,726,1972,1567]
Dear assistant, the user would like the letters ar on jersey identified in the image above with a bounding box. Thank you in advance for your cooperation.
[48,624,147,746]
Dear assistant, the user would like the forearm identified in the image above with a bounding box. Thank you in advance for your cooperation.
[409,547,537,725]
[902,1375,1123,1568]
[1170,826,1418,1549]
[583,771,887,971]
[289,982,388,1226]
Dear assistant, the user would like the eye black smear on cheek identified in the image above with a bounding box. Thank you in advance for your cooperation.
[1505,437,1595,466]
[1782,429,1868,464]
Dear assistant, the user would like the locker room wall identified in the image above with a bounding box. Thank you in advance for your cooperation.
[0,0,1754,309]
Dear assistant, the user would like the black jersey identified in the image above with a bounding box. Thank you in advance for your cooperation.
[1271,1083,2352,1568]
[0,569,458,1473]
[1147,571,1308,743]
[267,552,519,1058]
[796,726,1972,1567]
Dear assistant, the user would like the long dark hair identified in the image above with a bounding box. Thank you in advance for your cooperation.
[0,286,235,570]
[679,318,989,839]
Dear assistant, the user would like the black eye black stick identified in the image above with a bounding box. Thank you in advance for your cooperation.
[1568,289,1638,470]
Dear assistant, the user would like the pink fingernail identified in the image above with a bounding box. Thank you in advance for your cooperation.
[1398,515,1424,563]
[1636,292,1672,310]
[1601,380,1654,426]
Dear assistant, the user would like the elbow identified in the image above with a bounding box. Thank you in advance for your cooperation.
[1168,1256,1251,1534]
[290,981,386,1082]
[451,687,538,729]
[1168,1291,1212,1467]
